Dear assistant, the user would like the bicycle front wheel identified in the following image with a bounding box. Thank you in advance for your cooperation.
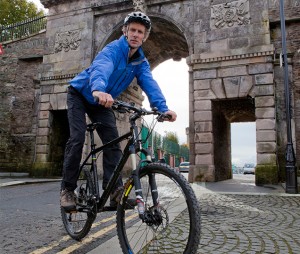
[61,167,96,240]
[116,163,201,254]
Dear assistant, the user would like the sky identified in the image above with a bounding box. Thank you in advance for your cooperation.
[144,59,189,145]
[231,123,256,166]
[30,0,256,166]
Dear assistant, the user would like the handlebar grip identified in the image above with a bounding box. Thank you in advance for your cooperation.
[158,114,172,122]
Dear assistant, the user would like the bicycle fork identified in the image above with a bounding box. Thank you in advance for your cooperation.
[129,147,159,221]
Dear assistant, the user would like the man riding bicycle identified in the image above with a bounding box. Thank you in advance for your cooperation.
[60,11,177,211]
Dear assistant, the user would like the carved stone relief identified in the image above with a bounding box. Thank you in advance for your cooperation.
[293,0,300,7]
[211,0,250,29]
[132,0,147,13]
[54,30,81,53]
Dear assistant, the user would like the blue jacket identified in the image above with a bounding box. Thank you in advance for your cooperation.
[69,35,169,112]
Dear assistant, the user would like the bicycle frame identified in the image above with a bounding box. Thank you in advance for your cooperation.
[78,117,153,214]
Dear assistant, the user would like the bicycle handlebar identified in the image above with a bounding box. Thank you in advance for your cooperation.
[113,100,171,122]
[94,96,171,122]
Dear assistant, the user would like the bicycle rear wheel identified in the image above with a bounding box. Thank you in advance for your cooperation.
[61,167,96,240]
[116,163,201,254]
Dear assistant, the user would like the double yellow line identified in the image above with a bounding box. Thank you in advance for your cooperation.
[30,211,137,254]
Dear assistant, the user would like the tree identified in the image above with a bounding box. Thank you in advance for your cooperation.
[163,132,179,156]
[179,144,189,161]
[153,132,162,149]
[0,0,45,27]
[164,131,179,144]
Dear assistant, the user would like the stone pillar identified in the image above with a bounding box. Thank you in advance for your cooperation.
[156,148,162,160]
[252,65,278,184]
[192,75,215,182]
[169,154,175,168]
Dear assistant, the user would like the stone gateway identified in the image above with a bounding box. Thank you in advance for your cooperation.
[0,0,299,190]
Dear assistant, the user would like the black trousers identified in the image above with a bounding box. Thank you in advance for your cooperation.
[61,86,123,191]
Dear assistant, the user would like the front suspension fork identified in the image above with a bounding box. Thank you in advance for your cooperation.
[130,150,159,220]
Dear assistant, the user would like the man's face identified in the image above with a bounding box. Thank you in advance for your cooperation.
[124,22,147,48]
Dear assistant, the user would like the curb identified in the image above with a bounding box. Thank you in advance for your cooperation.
[0,178,61,187]
[0,172,30,177]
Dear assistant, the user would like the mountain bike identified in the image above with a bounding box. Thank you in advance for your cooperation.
[61,100,201,253]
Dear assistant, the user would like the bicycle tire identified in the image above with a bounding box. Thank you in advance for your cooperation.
[116,163,201,254]
[61,167,96,240]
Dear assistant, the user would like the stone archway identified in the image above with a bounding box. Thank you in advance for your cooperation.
[94,16,189,68]
[212,98,255,181]
[3,0,293,188]
[188,58,277,185]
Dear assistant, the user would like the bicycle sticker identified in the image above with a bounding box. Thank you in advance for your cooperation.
[125,184,133,197]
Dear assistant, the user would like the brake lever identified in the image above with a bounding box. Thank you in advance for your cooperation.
[112,103,127,113]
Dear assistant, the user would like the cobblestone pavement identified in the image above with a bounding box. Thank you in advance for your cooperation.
[197,193,300,254]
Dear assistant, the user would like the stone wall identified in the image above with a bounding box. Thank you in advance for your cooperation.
[0,33,47,171]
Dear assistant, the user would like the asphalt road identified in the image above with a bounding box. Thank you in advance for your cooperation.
[0,182,118,254]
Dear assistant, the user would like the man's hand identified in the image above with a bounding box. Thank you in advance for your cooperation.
[92,91,114,108]
[164,110,177,122]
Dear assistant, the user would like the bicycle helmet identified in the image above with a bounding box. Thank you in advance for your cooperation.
[124,11,151,31]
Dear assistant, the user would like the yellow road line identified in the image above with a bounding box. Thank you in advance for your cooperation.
[29,213,116,254]
[30,211,137,254]
[57,213,138,254]
[56,224,116,254]
[29,235,70,254]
